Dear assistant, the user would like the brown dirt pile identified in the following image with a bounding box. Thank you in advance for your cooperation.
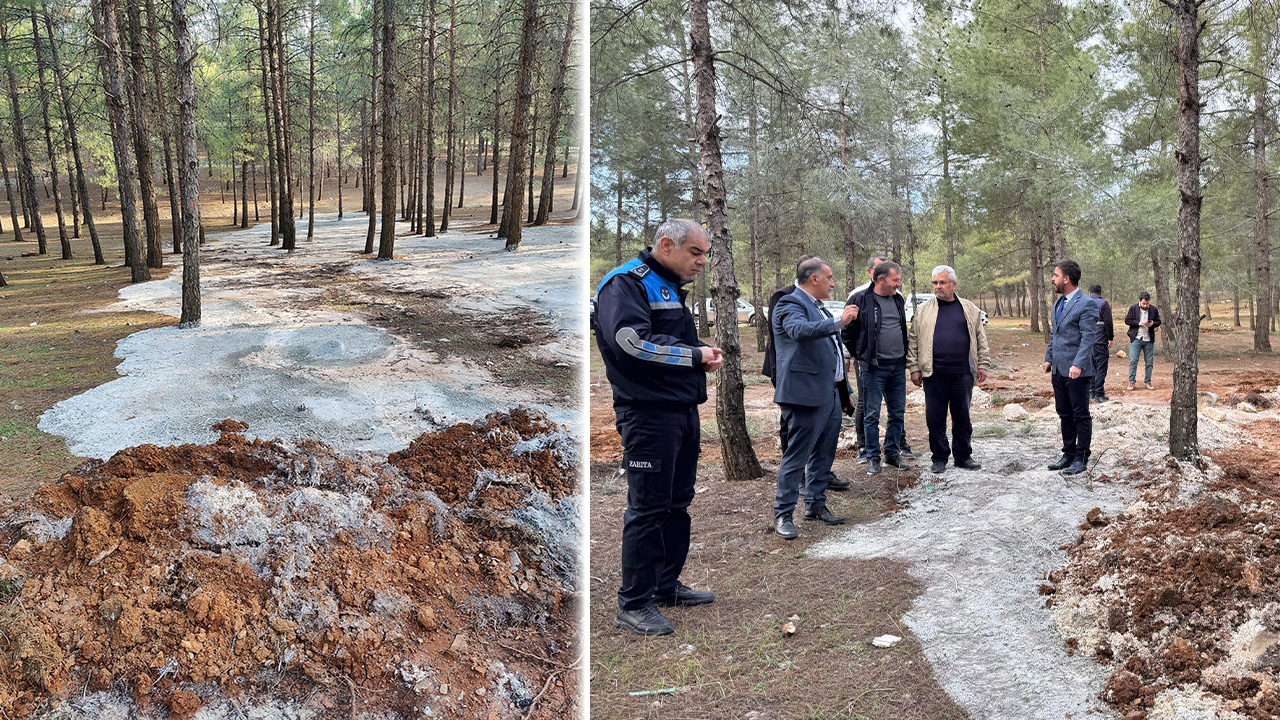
[1048,453,1280,719]
[0,410,580,719]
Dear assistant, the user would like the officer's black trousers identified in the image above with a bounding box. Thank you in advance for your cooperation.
[615,405,700,611]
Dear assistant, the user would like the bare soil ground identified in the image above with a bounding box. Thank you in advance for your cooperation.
[590,313,1280,720]
[2,163,585,719]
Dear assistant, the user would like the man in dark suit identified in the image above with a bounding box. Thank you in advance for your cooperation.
[1044,259,1099,477]
[1087,284,1114,403]
[771,257,858,539]
[763,275,851,491]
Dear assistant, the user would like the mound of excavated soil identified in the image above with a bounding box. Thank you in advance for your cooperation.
[0,410,580,719]
[1049,455,1280,720]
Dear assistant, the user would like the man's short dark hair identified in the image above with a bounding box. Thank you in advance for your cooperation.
[1089,284,1102,295]
[796,256,828,285]
[872,260,902,284]
[867,255,888,270]
[1055,259,1082,286]
[1139,291,1151,301]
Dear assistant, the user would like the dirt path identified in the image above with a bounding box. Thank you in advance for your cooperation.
[39,214,581,460]
[590,320,1280,719]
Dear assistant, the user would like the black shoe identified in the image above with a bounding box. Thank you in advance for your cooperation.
[930,460,947,474]
[955,458,982,471]
[884,456,911,470]
[867,457,882,475]
[1061,460,1088,476]
[1047,455,1073,471]
[1097,396,1109,403]
[803,507,847,525]
[826,476,851,491]
[654,581,715,607]
[615,605,675,636]
[774,515,799,539]
[900,448,916,459]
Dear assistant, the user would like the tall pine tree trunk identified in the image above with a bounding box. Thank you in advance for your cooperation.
[145,0,181,253]
[1252,0,1272,351]
[0,134,20,242]
[307,0,316,239]
[256,16,278,246]
[1,19,47,255]
[1167,0,1203,460]
[534,7,574,225]
[173,0,200,325]
[43,11,96,258]
[489,67,500,225]
[29,10,70,259]
[423,0,437,236]
[691,0,763,481]
[90,0,147,281]
[124,0,162,268]
[364,0,379,253]
[439,0,456,233]
[498,0,536,250]
[377,0,397,258]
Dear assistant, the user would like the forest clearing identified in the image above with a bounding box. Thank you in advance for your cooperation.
[1,0,584,712]
[589,319,1280,720]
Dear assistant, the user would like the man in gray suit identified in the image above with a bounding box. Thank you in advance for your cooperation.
[1044,259,1099,477]
[771,257,858,539]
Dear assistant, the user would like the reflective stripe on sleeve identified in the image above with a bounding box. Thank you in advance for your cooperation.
[615,327,695,367]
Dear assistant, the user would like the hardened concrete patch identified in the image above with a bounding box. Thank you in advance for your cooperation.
[40,214,581,460]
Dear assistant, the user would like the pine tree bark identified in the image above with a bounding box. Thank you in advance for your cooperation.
[489,67,500,224]
[29,11,70,258]
[526,103,537,223]
[268,0,296,251]
[498,0,536,250]
[690,0,763,481]
[307,0,316,240]
[534,7,574,225]
[336,101,344,218]
[439,0,456,233]
[1,19,47,255]
[377,0,397,258]
[256,15,278,245]
[747,81,764,352]
[0,133,20,242]
[1165,0,1203,460]
[172,0,199,325]
[423,0,437,236]
[1252,0,1272,351]
[364,0,379,254]
[124,0,162,268]
[91,0,148,281]
[143,0,181,253]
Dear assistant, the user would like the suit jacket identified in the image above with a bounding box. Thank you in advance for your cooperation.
[1045,289,1100,377]
[772,289,851,408]
[1123,303,1161,343]
[1090,295,1114,344]
[761,284,795,383]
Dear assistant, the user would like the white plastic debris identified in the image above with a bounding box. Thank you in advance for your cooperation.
[872,634,902,648]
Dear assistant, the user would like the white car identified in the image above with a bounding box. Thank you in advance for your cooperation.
[692,298,756,325]
[904,293,988,325]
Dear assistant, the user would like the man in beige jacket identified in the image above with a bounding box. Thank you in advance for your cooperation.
[907,265,992,474]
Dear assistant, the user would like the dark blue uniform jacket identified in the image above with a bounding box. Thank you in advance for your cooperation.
[593,250,707,408]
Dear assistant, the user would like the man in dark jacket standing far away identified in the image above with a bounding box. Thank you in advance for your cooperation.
[593,218,723,636]
[1124,292,1161,391]
[1087,284,1114,403]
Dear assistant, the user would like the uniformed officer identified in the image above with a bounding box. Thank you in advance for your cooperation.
[593,218,724,636]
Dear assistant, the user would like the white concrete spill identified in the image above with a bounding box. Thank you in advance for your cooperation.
[40,214,582,460]
[811,423,1137,720]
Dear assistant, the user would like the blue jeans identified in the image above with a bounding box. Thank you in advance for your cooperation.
[861,359,906,459]
[1128,338,1155,383]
